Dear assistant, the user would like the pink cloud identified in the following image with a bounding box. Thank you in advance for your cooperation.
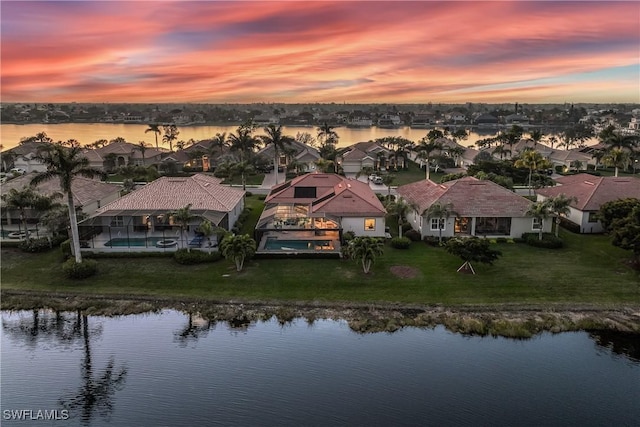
[1,1,638,103]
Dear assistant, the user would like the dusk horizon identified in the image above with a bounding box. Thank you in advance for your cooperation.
[1,1,639,105]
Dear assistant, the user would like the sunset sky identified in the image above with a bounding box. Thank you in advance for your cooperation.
[1,1,639,104]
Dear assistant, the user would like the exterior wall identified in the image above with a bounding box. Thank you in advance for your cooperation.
[341,216,386,237]
[415,215,552,239]
[341,162,361,174]
[13,158,47,173]
[227,197,245,231]
[577,209,603,234]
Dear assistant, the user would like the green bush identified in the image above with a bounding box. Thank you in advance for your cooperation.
[62,258,98,279]
[173,248,222,265]
[19,236,68,253]
[390,236,411,249]
[496,237,508,244]
[342,231,356,243]
[423,236,440,246]
[521,233,564,249]
[401,222,413,233]
[60,239,72,258]
[245,191,253,197]
[404,229,421,242]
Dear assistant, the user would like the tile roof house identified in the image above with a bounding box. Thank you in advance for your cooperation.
[3,143,48,173]
[81,174,245,250]
[255,173,386,253]
[536,174,640,233]
[338,141,395,174]
[84,141,165,171]
[1,174,122,229]
[397,176,550,239]
[256,139,321,174]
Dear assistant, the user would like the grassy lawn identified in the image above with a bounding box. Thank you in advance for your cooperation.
[387,160,444,186]
[2,228,638,307]
[222,173,265,186]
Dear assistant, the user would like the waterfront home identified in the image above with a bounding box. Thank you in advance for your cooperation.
[80,174,244,250]
[255,173,386,253]
[84,140,165,171]
[397,176,550,239]
[536,174,640,233]
[1,174,122,235]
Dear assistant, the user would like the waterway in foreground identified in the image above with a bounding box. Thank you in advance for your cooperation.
[2,309,638,426]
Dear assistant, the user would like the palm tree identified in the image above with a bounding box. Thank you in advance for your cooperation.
[219,234,256,272]
[228,123,257,163]
[1,187,61,239]
[548,194,575,238]
[133,141,148,166]
[526,200,552,241]
[386,197,414,237]
[343,236,384,274]
[529,129,544,147]
[172,204,195,251]
[317,122,339,147]
[234,161,254,191]
[145,124,162,149]
[210,132,228,155]
[356,166,375,181]
[424,202,458,245]
[259,124,293,185]
[417,132,443,180]
[602,148,630,177]
[162,125,179,151]
[215,160,236,183]
[31,140,106,263]
[198,220,214,253]
[514,150,551,196]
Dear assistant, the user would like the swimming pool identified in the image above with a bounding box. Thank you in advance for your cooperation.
[264,238,333,251]
[104,237,171,247]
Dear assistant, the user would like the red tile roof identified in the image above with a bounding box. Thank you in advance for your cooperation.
[536,174,640,211]
[397,176,533,217]
[93,173,244,214]
[266,172,385,216]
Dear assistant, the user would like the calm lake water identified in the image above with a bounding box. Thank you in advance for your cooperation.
[2,309,638,426]
[0,123,586,152]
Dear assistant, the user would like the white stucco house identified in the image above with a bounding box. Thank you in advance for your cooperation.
[397,176,551,239]
[536,174,640,234]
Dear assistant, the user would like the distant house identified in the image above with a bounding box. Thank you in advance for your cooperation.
[474,114,499,128]
[80,174,245,250]
[536,174,640,233]
[504,114,530,126]
[397,176,550,239]
[255,173,386,253]
[338,141,396,174]
[2,143,48,173]
[85,141,165,171]
[256,139,321,174]
[1,174,122,228]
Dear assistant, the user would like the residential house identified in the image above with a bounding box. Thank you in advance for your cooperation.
[255,173,387,252]
[80,174,245,250]
[2,143,48,173]
[536,174,640,233]
[256,139,321,174]
[85,140,165,171]
[1,174,122,231]
[338,141,395,174]
[397,176,550,239]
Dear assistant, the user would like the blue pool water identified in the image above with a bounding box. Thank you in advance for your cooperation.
[104,237,168,247]
[264,238,333,250]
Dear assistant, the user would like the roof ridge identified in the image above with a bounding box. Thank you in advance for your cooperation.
[579,175,604,210]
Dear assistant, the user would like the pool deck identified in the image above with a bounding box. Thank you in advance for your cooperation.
[81,231,218,253]
[256,230,341,255]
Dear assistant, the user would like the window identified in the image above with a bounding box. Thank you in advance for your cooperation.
[430,218,445,231]
[364,218,376,231]
[111,216,124,227]
[532,218,542,230]
[587,212,598,223]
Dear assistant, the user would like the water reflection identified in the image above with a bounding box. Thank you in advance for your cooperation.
[2,310,638,426]
[589,330,640,362]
